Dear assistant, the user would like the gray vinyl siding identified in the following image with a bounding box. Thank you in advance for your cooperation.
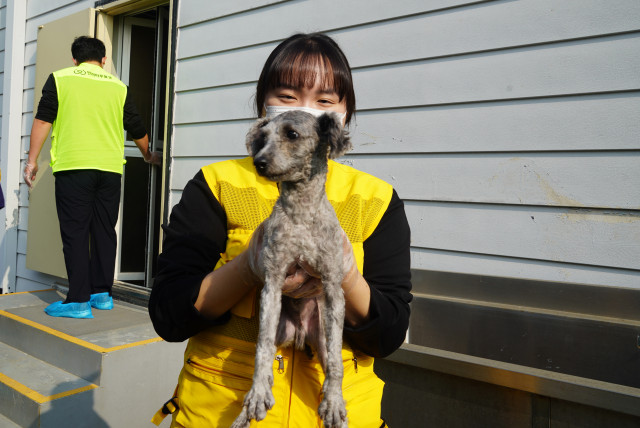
[170,0,640,289]
[0,0,6,142]
[14,0,94,292]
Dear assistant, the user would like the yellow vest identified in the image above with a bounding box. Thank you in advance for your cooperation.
[154,158,393,427]
[50,62,127,174]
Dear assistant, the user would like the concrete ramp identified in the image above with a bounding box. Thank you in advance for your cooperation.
[0,290,185,427]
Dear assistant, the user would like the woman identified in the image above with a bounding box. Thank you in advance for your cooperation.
[149,33,412,428]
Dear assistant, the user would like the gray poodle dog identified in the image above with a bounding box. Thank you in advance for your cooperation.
[230,110,353,428]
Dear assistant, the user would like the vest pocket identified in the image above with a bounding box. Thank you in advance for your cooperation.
[185,354,254,391]
[342,371,385,428]
[174,354,254,428]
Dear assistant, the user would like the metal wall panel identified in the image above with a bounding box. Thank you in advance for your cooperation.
[168,0,640,292]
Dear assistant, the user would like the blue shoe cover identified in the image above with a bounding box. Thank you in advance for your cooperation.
[90,292,114,310]
[44,301,93,319]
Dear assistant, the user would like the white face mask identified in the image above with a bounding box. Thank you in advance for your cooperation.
[264,105,346,122]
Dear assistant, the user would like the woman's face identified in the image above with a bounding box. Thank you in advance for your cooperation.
[264,71,347,122]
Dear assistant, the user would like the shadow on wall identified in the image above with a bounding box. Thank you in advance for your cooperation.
[0,223,18,294]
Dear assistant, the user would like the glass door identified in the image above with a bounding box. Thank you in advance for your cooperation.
[115,7,169,287]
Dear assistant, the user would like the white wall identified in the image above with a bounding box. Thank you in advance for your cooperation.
[170,0,640,289]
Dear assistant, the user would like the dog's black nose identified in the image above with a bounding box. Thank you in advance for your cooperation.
[254,158,267,173]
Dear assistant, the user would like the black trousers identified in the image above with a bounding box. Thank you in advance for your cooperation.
[54,170,121,303]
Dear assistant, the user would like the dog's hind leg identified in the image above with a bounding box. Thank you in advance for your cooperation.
[317,270,348,428]
[231,271,283,427]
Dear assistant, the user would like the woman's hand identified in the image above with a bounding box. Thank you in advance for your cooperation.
[247,227,358,299]
[281,258,323,298]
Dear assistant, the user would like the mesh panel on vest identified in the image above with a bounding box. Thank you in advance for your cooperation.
[201,158,393,340]
[216,181,277,230]
[330,194,388,245]
[210,313,260,343]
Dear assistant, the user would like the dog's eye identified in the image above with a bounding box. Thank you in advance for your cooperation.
[286,130,299,140]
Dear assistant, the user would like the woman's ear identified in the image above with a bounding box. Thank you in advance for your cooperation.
[246,117,270,156]
[317,113,352,159]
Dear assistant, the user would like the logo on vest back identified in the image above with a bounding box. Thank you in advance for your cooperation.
[73,69,113,79]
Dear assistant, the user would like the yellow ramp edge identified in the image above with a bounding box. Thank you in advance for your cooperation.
[0,372,98,404]
[0,310,163,353]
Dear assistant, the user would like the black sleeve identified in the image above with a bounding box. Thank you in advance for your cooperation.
[34,74,58,123]
[343,190,413,358]
[148,170,230,342]
[123,88,147,140]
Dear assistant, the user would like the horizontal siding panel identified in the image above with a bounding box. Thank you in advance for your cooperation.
[162,100,639,156]
[347,153,640,209]
[170,156,238,191]
[175,44,274,91]
[23,88,33,113]
[337,0,640,68]
[25,40,36,66]
[169,151,640,213]
[24,0,91,43]
[177,0,464,59]
[405,201,640,270]
[0,5,5,27]
[176,0,640,90]
[0,28,5,49]
[348,94,640,153]
[174,36,640,124]
[26,0,86,19]
[22,112,33,136]
[179,0,285,27]
[168,190,185,214]
[24,64,36,90]
[354,34,640,110]
[173,83,254,124]
[172,120,254,156]
[411,248,640,290]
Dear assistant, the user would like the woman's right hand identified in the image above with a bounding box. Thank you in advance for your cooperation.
[245,225,324,298]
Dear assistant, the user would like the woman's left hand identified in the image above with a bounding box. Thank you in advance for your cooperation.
[281,258,323,298]
[282,231,358,299]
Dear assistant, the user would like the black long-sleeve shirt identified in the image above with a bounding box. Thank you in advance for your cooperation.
[149,170,413,358]
[35,73,147,140]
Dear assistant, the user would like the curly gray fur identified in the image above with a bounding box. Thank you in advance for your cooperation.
[230,111,352,428]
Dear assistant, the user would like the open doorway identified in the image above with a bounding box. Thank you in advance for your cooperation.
[114,5,169,288]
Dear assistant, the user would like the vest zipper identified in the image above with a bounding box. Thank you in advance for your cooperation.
[276,354,285,374]
[352,356,358,373]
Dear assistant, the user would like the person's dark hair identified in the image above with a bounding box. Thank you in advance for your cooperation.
[71,36,106,64]
[256,33,356,125]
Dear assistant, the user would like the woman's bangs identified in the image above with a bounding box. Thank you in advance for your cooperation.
[270,52,347,100]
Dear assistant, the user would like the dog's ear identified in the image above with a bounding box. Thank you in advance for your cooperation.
[246,117,270,156]
[317,113,352,159]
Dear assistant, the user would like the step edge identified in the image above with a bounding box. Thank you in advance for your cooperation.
[0,309,163,353]
[0,371,98,404]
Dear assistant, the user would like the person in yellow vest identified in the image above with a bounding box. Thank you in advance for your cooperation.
[149,33,412,427]
[24,36,160,319]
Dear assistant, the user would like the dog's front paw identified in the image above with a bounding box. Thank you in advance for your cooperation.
[242,382,276,422]
[318,394,347,428]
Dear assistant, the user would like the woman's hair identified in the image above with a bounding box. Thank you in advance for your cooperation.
[255,33,356,125]
[71,36,106,64]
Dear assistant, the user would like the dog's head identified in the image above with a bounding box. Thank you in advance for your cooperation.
[246,110,352,182]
